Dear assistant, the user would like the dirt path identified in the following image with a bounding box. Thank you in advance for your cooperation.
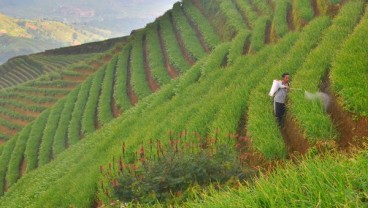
[169,13,195,65]
[243,36,251,55]
[157,24,179,79]
[181,6,211,53]
[4,105,40,118]
[142,35,160,92]
[311,0,320,17]
[19,156,27,177]
[111,60,122,118]
[281,114,310,156]
[232,0,253,29]
[127,48,139,106]
[0,113,29,127]
[264,20,272,44]
[287,4,295,31]
[320,72,368,150]
[0,125,16,137]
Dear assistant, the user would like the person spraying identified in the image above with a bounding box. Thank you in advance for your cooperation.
[269,72,290,126]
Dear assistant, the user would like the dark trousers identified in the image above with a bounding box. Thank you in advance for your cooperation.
[274,102,286,126]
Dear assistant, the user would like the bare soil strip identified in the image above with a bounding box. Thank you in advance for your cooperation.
[4,105,40,118]
[111,59,122,118]
[243,36,251,55]
[157,23,179,78]
[142,35,160,92]
[0,125,16,137]
[311,0,320,16]
[19,155,27,177]
[287,4,295,31]
[127,48,139,106]
[282,114,310,157]
[0,113,29,127]
[320,72,368,150]
[169,13,195,65]
[264,20,272,44]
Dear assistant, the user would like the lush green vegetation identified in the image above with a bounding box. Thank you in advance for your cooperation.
[172,2,207,61]
[288,1,364,143]
[273,0,292,38]
[186,150,368,207]
[247,16,331,159]
[0,0,367,207]
[182,0,220,50]
[330,5,368,117]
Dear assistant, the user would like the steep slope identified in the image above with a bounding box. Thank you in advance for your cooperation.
[0,0,367,207]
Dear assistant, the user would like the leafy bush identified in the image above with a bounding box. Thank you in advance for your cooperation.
[98,132,256,206]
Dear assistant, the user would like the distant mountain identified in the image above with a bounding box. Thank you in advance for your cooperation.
[0,12,110,64]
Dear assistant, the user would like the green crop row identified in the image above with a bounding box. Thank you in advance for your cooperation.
[0,91,58,104]
[61,70,83,77]
[293,0,315,29]
[0,24,305,205]
[186,151,368,207]
[146,23,172,85]
[172,2,207,61]
[114,46,132,111]
[11,86,69,96]
[228,30,250,65]
[247,16,331,159]
[252,0,273,17]
[67,77,93,146]
[0,99,45,113]
[0,106,33,121]
[288,1,364,143]
[25,79,78,88]
[130,32,152,98]
[98,56,118,125]
[273,0,291,38]
[38,99,66,167]
[182,0,220,49]
[24,110,50,172]
[250,16,270,53]
[330,5,368,117]
[209,32,299,148]
[200,43,232,77]
[219,1,247,33]
[234,0,258,28]
[81,68,105,135]
[0,133,10,140]
[52,88,80,158]
[0,137,17,195]
[159,13,191,73]
[6,124,33,187]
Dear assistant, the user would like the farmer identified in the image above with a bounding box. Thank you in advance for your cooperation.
[269,72,290,126]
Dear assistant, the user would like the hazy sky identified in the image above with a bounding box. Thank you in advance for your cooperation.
[0,0,179,36]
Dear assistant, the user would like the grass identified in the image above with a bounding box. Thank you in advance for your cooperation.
[146,23,172,85]
[288,0,364,143]
[172,2,207,61]
[246,16,331,159]
[185,150,368,207]
[330,5,368,117]
[182,0,221,50]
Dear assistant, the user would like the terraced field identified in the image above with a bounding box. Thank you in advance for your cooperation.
[0,0,367,207]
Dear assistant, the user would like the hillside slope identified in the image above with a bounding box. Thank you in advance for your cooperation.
[0,12,109,64]
[0,0,367,207]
